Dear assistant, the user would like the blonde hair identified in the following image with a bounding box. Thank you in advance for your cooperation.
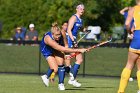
[51,22,60,33]
[76,4,84,9]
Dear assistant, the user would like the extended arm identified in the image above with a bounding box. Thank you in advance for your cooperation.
[44,35,86,53]
[120,7,129,15]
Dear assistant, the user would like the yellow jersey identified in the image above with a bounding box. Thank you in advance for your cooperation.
[134,5,140,30]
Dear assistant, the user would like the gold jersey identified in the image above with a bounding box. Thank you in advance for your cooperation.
[134,5,140,30]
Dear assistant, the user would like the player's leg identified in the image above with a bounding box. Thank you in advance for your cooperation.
[68,53,83,87]
[41,56,58,87]
[136,57,140,93]
[65,56,71,73]
[118,51,138,93]
[54,51,65,90]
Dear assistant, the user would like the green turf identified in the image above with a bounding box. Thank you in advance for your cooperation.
[0,74,138,93]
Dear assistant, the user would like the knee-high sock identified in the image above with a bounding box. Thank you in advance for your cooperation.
[73,63,80,79]
[137,71,140,90]
[118,68,131,93]
[58,65,65,84]
[45,67,53,79]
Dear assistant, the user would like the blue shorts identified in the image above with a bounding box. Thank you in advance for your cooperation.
[129,30,140,54]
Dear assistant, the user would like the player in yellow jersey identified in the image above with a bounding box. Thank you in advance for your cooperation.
[117,0,140,93]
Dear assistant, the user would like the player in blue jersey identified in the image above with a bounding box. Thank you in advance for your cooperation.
[67,3,85,87]
[40,22,87,90]
[49,21,69,82]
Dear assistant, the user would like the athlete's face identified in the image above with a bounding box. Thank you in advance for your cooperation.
[53,30,61,41]
[76,6,84,16]
[62,23,68,31]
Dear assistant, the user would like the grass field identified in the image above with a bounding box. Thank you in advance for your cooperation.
[0,74,138,93]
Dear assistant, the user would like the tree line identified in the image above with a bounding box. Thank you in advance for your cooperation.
[0,0,135,39]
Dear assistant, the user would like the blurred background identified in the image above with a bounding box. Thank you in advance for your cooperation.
[0,0,137,77]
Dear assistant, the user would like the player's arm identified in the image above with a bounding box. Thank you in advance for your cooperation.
[67,16,76,41]
[125,7,134,34]
[61,30,68,48]
[120,7,129,15]
[44,35,86,53]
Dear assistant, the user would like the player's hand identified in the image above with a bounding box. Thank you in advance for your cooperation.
[85,30,91,33]
[72,41,78,48]
[128,33,133,40]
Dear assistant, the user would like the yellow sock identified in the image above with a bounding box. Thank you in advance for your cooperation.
[137,71,140,90]
[50,72,56,79]
[118,68,131,93]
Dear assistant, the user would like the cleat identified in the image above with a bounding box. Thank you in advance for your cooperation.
[58,83,65,90]
[72,80,81,87]
[41,75,49,87]
[68,79,81,87]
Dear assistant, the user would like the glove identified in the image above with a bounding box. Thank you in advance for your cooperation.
[72,40,78,48]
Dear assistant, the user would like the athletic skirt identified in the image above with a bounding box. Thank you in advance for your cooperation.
[129,30,140,54]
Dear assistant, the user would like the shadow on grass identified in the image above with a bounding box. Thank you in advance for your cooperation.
[65,88,86,91]
[81,86,114,88]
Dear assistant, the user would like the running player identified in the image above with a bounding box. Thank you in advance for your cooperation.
[67,3,85,87]
[40,22,87,90]
[49,21,69,82]
[117,0,140,93]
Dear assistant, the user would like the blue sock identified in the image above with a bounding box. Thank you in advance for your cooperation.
[58,65,65,84]
[73,63,80,78]
[45,67,53,79]
[70,65,74,74]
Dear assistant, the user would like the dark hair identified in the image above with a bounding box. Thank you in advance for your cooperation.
[62,21,68,25]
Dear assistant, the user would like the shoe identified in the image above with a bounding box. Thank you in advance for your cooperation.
[58,83,65,90]
[72,80,81,87]
[41,75,49,87]
[68,79,81,87]
[137,90,140,93]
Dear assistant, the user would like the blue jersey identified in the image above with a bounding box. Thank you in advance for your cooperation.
[71,14,83,37]
[40,31,64,58]
[67,14,83,48]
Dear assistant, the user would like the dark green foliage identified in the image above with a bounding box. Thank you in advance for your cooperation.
[0,0,134,39]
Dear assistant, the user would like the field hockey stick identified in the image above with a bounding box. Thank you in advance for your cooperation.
[87,38,112,50]
[66,39,112,59]
[77,30,91,43]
